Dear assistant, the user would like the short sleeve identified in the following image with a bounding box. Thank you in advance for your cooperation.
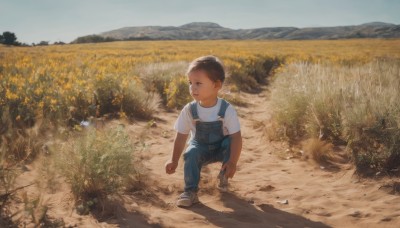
[224,105,241,135]
[174,104,192,134]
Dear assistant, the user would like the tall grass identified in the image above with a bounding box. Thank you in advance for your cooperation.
[135,61,192,109]
[57,126,137,203]
[0,117,48,223]
[94,73,160,119]
[271,59,400,174]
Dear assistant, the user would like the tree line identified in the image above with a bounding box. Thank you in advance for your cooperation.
[0,31,66,46]
[0,31,20,45]
[72,34,156,44]
[0,31,155,46]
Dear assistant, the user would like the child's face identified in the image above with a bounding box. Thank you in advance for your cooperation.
[188,70,221,107]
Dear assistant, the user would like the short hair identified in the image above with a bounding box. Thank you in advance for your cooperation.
[186,55,225,82]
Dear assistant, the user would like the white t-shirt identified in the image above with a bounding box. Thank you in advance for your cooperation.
[174,98,241,141]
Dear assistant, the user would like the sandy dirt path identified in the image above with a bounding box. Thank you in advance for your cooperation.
[118,88,400,228]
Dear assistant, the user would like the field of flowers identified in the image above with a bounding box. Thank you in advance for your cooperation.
[0,39,399,174]
[1,39,399,129]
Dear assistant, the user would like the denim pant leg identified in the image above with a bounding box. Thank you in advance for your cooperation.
[202,137,231,165]
[183,137,231,192]
[216,137,231,176]
[183,141,209,192]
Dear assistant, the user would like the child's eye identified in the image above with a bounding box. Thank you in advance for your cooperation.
[188,81,192,85]
[196,82,202,86]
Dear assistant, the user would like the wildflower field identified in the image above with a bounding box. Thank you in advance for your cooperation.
[1,39,400,224]
[1,39,399,126]
[1,39,400,165]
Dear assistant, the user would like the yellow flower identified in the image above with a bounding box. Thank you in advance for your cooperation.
[6,89,18,100]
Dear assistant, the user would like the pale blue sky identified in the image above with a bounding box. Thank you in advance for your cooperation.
[1,0,399,44]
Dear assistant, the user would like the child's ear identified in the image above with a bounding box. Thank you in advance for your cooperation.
[214,80,222,89]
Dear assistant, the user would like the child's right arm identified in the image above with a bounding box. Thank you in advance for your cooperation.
[165,132,188,174]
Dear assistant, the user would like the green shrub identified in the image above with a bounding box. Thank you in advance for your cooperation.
[67,91,91,122]
[343,103,400,175]
[93,73,158,119]
[94,74,121,115]
[347,122,400,175]
[227,64,259,92]
[58,126,136,202]
[227,56,283,92]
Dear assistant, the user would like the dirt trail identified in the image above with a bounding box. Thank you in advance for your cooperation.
[11,88,400,227]
[118,88,400,228]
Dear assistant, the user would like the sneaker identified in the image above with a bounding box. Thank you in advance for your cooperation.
[176,191,199,207]
[218,172,229,192]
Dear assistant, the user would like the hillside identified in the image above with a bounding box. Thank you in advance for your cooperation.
[73,22,400,42]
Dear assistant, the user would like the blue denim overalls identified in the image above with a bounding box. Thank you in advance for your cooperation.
[183,99,231,192]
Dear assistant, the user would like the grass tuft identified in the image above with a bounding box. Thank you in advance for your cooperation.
[57,126,138,204]
[302,138,336,165]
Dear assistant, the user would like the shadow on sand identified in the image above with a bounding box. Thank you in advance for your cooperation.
[91,197,162,228]
[188,192,331,228]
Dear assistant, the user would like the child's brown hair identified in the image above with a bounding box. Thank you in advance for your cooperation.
[186,55,225,83]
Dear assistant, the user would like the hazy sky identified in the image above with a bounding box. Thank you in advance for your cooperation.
[1,0,399,44]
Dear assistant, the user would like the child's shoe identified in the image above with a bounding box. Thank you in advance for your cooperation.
[218,172,229,192]
[176,191,199,207]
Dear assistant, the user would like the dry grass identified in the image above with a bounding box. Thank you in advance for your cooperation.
[302,138,336,165]
[0,115,49,195]
[0,118,51,225]
[270,59,400,174]
[135,61,189,107]
[56,126,138,207]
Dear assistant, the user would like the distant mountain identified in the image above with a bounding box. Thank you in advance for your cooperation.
[72,22,400,43]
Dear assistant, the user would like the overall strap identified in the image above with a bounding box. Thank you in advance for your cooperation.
[189,101,200,121]
[218,99,230,119]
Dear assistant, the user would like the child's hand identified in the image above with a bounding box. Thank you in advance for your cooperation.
[221,161,237,179]
[165,160,178,174]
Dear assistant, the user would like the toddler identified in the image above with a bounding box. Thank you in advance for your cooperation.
[165,55,242,207]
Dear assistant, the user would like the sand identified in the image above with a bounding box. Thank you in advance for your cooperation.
[6,88,400,228]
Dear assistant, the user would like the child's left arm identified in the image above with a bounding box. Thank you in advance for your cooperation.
[222,131,242,179]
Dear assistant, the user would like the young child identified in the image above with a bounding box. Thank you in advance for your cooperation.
[165,55,242,207]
